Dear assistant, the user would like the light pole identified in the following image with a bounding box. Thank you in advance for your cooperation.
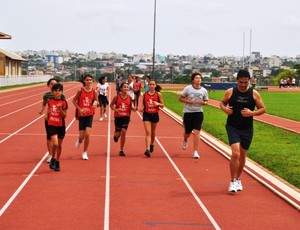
[152,0,157,80]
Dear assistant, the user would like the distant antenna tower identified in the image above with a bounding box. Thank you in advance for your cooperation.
[249,29,252,77]
[242,32,245,69]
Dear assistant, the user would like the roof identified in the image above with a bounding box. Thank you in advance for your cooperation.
[0,48,27,61]
[0,32,12,39]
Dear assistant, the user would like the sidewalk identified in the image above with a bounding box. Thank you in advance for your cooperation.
[209,99,300,134]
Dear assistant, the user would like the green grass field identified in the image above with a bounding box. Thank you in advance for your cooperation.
[208,90,300,122]
[162,91,300,189]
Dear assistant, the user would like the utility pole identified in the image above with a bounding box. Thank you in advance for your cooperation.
[152,0,157,80]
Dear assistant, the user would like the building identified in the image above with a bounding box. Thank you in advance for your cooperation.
[0,48,27,76]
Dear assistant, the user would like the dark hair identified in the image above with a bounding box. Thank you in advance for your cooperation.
[237,70,251,79]
[191,72,202,81]
[51,82,63,91]
[99,76,106,84]
[80,73,93,86]
[149,80,162,92]
[47,78,59,86]
[119,82,128,89]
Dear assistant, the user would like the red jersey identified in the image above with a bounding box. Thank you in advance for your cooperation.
[144,91,159,113]
[114,94,131,117]
[47,98,68,127]
[78,87,95,117]
[134,82,141,91]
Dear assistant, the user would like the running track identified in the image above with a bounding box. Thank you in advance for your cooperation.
[0,82,299,230]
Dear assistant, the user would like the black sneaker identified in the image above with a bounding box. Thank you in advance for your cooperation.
[49,158,56,170]
[54,160,60,171]
[113,135,118,143]
[150,144,154,153]
[119,150,126,156]
[144,150,151,157]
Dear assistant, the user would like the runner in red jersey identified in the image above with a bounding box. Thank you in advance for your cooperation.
[73,74,99,160]
[45,83,68,171]
[39,78,65,163]
[110,82,137,156]
[139,80,164,157]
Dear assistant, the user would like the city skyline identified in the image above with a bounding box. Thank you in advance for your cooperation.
[1,0,300,57]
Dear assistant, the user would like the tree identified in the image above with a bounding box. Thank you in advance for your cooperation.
[274,70,296,86]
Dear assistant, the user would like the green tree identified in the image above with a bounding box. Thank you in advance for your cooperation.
[274,70,296,86]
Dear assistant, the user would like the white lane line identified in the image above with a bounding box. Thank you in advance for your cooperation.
[0,118,76,216]
[136,111,221,230]
[0,87,77,120]
[0,101,42,119]
[104,86,112,230]
[0,116,43,143]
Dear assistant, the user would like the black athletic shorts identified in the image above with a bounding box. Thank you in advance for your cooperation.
[114,116,130,132]
[47,125,66,139]
[45,120,51,140]
[98,94,109,107]
[225,124,253,150]
[183,112,203,134]
[143,111,159,123]
[79,115,93,131]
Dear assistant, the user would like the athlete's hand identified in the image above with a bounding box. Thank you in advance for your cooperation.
[223,105,233,115]
[241,108,253,117]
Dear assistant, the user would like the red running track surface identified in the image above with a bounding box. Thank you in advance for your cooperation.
[0,82,299,230]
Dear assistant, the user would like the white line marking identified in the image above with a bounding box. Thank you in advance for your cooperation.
[104,86,111,230]
[0,116,43,143]
[0,86,77,120]
[136,111,221,230]
[0,118,76,216]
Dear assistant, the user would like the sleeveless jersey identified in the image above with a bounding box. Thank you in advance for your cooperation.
[78,87,95,117]
[134,81,141,91]
[47,98,68,127]
[227,87,255,129]
[144,91,159,114]
[114,94,131,117]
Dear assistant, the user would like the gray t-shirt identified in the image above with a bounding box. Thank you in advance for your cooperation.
[181,85,208,113]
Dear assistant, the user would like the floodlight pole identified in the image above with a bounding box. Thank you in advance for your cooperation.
[242,32,245,69]
[152,0,157,79]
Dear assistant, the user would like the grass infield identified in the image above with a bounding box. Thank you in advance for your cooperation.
[162,91,300,189]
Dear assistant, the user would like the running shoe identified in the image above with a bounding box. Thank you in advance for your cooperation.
[119,150,126,157]
[54,161,60,171]
[228,180,237,193]
[236,178,243,191]
[144,150,151,157]
[99,117,103,122]
[75,139,81,149]
[46,155,52,163]
[82,152,89,160]
[49,158,56,170]
[182,140,188,150]
[150,144,154,153]
[104,113,107,118]
[193,151,200,159]
[113,135,119,143]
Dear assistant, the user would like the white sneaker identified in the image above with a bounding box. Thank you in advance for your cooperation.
[99,117,103,122]
[228,180,237,193]
[46,155,52,163]
[236,179,243,191]
[82,152,89,160]
[182,140,188,150]
[75,139,81,149]
[193,151,200,159]
[104,113,107,118]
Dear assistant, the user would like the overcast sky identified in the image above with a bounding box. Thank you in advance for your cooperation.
[1,0,300,57]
